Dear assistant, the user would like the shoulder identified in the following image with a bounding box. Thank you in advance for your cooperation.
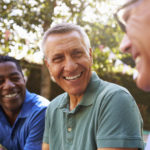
[99,80,131,97]
[25,90,50,110]
[35,94,50,106]
[95,81,141,124]
[46,93,67,113]
[95,80,135,108]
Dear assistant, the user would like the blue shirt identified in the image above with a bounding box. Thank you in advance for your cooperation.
[0,90,50,150]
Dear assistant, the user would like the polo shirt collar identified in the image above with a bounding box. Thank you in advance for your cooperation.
[79,71,101,106]
[58,93,69,109]
[18,89,35,118]
[59,71,101,109]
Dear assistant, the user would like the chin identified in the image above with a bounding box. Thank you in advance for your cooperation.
[137,77,150,92]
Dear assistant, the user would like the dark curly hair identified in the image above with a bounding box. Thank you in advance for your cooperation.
[0,55,23,76]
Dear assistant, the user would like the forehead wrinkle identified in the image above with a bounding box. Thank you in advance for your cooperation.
[57,39,83,51]
[0,72,21,78]
[46,34,86,57]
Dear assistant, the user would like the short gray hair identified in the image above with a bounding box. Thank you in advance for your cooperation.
[41,23,91,54]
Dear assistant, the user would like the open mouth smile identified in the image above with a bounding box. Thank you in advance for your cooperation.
[135,56,141,65]
[3,93,17,98]
[64,72,82,80]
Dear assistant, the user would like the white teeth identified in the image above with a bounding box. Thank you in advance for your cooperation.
[135,56,141,64]
[65,73,81,80]
[4,93,17,98]
[133,69,139,80]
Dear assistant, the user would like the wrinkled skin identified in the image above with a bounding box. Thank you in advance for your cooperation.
[44,31,92,107]
[120,0,150,91]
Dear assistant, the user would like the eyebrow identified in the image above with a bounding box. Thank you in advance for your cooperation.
[52,53,64,59]
[118,0,138,11]
[10,72,21,76]
[0,72,21,78]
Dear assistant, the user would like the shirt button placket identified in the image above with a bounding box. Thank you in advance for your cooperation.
[67,127,72,132]
[66,114,74,144]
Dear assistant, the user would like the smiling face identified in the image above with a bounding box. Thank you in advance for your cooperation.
[44,31,92,98]
[120,0,150,91]
[0,61,26,114]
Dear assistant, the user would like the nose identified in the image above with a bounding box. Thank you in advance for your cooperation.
[3,79,15,90]
[120,34,132,53]
[64,57,78,72]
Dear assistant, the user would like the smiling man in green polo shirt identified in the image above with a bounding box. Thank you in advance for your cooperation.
[41,23,144,150]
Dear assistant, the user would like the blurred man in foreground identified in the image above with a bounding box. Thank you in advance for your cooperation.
[41,23,144,150]
[114,0,150,149]
[0,55,50,150]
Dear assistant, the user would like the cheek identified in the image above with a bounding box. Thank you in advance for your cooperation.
[129,13,150,39]
[86,58,93,67]
[143,56,150,71]
[127,23,145,51]
[48,65,61,79]
[90,58,93,66]
[137,66,150,91]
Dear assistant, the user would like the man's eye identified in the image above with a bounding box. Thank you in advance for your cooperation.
[53,56,64,63]
[122,6,132,23]
[73,51,83,57]
[123,12,130,22]
[11,77,20,82]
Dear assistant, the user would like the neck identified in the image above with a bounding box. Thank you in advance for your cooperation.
[2,109,20,126]
[69,94,83,111]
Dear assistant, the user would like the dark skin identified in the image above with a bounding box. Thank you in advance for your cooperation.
[0,62,26,126]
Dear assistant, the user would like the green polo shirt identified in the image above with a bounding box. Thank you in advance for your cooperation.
[43,72,144,150]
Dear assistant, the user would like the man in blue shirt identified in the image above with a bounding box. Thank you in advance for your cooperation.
[0,55,50,150]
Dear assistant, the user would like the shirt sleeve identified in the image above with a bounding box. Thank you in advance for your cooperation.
[96,90,144,149]
[24,108,47,150]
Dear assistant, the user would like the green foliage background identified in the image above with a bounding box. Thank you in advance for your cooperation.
[0,0,150,130]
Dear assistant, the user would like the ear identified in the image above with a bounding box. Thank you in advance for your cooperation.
[43,58,56,82]
[89,48,93,64]
[89,48,92,58]
[24,76,27,84]
[44,58,49,68]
